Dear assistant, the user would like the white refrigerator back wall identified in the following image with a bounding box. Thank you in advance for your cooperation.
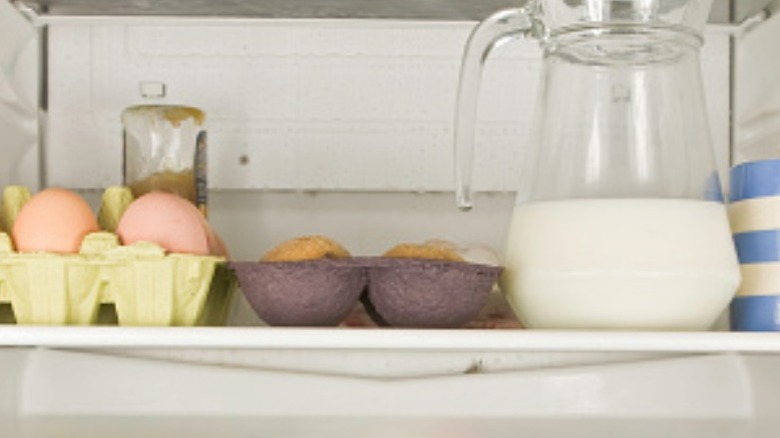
[45,19,732,193]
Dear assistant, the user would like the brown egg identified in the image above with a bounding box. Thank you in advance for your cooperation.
[197,210,231,259]
[116,191,228,257]
[12,188,99,254]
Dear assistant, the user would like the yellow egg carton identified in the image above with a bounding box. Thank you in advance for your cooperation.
[0,186,236,326]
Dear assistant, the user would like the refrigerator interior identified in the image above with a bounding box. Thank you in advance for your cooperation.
[2,0,780,436]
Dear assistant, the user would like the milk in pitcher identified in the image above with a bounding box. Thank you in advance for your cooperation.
[502,199,741,330]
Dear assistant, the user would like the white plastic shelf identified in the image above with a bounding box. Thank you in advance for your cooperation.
[0,326,779,352]
[1,331,780,438]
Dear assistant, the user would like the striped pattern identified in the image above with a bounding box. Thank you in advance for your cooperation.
[731,296,780,332]
[729,196,780,234]
[729,159,780,331]
[737,264,780,297]
[730,159,780,202]
[733,230,780,264]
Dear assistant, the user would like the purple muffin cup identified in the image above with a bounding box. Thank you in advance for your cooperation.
[230,260,366,327]
[366,258,502,328]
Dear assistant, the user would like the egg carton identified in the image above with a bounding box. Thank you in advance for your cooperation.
[0,186,236,326]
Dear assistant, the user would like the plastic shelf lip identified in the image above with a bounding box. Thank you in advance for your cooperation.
[13,0,775,23]
[1,327,780,352]
[15,0,519,21]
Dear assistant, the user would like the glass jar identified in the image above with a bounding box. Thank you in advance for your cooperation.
[122,105,208,216]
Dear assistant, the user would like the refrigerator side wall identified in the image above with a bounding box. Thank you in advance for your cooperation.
[0,2,39,191]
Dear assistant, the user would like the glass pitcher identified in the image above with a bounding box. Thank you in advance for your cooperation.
[454,0,740,330]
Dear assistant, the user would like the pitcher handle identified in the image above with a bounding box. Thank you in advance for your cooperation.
[454,6,539,210]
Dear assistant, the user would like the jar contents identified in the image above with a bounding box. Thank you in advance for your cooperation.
[127,169,197,205]
[122,105,207,216]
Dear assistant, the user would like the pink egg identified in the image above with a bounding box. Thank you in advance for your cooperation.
[12,188,100,254]
[197,211,231,259]
[116,192,211,255]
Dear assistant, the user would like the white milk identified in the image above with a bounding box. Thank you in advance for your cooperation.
[502,199,741,330]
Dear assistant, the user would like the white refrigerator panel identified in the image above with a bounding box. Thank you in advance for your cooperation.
[735,11,780,162]
[43,19,732,193]
[0,343,778,438]
[0,0,39,190]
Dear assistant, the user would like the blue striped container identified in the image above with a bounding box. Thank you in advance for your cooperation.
[730,159,780,331]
